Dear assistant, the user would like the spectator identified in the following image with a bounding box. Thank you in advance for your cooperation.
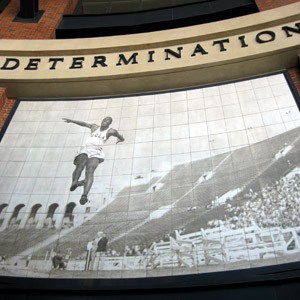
[96,233,108,253]
[52,251,66,270]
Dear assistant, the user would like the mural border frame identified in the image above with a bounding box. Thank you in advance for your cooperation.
[0,69,299,291]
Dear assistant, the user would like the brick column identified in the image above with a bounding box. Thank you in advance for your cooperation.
[0,0,79,39]
[288,67,300,96]
[0,88,16,131]
[0,88,7,111]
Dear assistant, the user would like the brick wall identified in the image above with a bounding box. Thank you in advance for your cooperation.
[288,67,300,96]
[0,0,78,39]
[0,87,16,132]
[255,0,299,11]
[0,0,78,130]
[0,88,7,111]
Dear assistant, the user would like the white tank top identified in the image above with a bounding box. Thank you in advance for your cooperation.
[83,127,110,149]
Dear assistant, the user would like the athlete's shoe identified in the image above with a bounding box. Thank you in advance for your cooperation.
[80,195,88,205]
[70,180,85,191]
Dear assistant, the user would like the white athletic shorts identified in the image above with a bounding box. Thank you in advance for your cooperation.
[74,145,105,164]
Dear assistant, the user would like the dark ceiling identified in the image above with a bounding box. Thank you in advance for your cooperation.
[79,0,212,14]
[57,0,259,38]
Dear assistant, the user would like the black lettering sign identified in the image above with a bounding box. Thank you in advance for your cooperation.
[165,47,183,60]
[0,22,299,73]
[238,35,248,48]
[256,31,276,43]
[191,44,208,56]
[116,53,138,66]
[69,57,85,69]
[148,51,155,63]
[49,58,64,70]
[1,58,20,70]
[213,39,230,52]
[282,23,300,37]
[25,58,41,70]
[91,56,108,68]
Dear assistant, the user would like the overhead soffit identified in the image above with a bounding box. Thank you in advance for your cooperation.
[81,0,209,14]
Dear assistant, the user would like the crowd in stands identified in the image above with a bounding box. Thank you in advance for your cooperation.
[214,173,300,230]
[55,173,300,266]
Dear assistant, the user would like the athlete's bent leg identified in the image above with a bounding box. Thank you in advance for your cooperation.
[70,153,88,191]
[80,157,103,205]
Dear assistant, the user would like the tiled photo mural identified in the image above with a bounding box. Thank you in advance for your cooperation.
[0,73,299,278]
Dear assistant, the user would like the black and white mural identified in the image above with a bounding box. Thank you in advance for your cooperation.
[0,73,299,278]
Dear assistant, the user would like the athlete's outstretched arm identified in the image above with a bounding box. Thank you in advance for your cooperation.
[62,118,93,129]
[108,129,125,144]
